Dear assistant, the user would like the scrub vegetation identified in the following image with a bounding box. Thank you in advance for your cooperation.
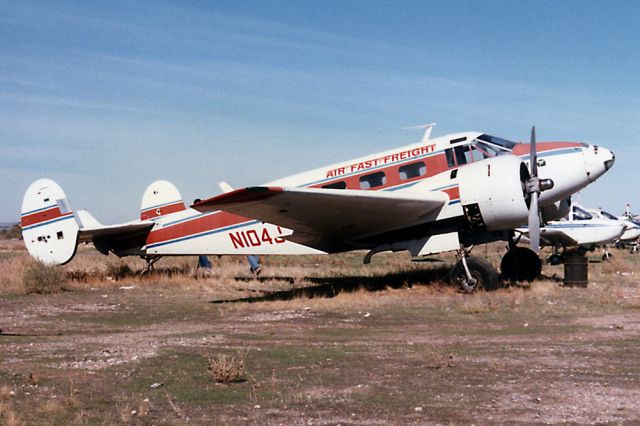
[1,239,639,424]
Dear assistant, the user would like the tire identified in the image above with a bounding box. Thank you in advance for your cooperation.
[500,247,542,282]
[547,254,562,266]
[450,256,499,292]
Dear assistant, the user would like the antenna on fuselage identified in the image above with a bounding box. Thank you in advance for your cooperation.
[402,122,437,143]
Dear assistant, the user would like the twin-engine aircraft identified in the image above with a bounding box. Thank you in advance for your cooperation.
[21,126,614,290]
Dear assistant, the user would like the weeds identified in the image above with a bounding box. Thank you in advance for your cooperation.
[206,352,247,384]
[105,261,134,280]
[22,260,67,294]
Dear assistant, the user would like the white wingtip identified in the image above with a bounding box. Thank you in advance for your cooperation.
[219,181,234,193]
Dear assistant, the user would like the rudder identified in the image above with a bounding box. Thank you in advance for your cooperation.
[140,180,186,220]
[21,179,80,265]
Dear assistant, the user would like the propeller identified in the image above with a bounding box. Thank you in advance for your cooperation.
[522,126,555,251]
[526,127,541,251]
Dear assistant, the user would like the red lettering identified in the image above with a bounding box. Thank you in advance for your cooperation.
[275,226,285,243]
[230,232,245,249]
[246,230,261,246]
[261,228,273,244]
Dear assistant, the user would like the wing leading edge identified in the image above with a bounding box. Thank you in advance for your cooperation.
[192,187,448,252]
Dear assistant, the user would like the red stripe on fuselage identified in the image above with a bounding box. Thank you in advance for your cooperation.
[310,151,451,191]
[442,186,460,201]
[21,206,70,227]
[146,211,254,246]
[141,201,186,220]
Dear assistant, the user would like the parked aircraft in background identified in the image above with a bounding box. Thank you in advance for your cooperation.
[587,207,640,244]
[21,126,614,291]
[516,202,625,266]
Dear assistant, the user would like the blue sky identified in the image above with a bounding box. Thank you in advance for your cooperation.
[1,0,639,222]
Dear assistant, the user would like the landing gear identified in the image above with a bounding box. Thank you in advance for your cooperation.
[141,255,162,275]
[450,248,499,292]
[547,253,563,266]
[500,246,542,282]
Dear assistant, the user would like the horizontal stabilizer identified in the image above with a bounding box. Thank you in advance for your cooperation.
[78,220,155,243]
[77,210,154,252]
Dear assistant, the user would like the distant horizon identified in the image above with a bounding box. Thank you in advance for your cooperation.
[2,0,639,222]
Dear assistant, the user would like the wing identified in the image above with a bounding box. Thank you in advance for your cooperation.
[518,226,578,247]
[192,187,448,252]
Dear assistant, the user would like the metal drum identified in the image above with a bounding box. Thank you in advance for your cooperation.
[564,254,588,287]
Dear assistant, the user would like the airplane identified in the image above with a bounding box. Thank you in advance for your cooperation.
[584,206,640,255]
[21,126,615,291]
[515,202,625,266]
[589,207,640,244]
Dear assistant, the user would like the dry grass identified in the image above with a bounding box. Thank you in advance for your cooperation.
[206,352,246,384]
[22,260,67,295]
[0,386,21,426]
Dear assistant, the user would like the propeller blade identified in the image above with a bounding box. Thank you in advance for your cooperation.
[530,126,537,177]
[528,191,540,251]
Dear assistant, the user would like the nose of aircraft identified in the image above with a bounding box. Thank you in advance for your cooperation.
[583,144,615,182]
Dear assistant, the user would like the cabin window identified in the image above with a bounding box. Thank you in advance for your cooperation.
[399,161,426,180]
[322,181,347,189]
[57,231,64,240]
[359,171,386,189]
[445,148,456,167]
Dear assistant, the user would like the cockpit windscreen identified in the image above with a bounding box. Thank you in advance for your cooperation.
[477,134,517,150]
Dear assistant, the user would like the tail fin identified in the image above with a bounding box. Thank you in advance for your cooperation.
[140,180,186,220]
[21,179,80,265]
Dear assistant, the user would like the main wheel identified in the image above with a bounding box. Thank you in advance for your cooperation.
[500,247,542,282]
[450,256,499,292]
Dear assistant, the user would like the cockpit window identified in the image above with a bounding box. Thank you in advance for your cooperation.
[573,206,593,221]
[477,134,517,150]
[466,145,490,162]
[475,141,503,157]
[600,210,618,221]
[454,145,468,165]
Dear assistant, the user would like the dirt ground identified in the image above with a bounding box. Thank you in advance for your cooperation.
[1,240,640,425]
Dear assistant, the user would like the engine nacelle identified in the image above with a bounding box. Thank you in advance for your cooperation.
[457,155,529,232]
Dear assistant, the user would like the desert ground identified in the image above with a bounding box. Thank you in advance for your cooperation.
[1,239,639,425]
